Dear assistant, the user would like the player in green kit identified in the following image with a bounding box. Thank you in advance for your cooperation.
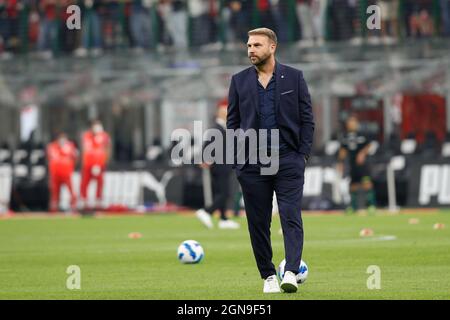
[337,115,376,215]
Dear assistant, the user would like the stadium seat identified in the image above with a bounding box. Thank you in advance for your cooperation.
[324,140,341,156]
[13,149,28,165]
[400,139,417,155]
[0,148,11,164]
[30,149,46,166]
[442,132,450,157]
[419,130,441,158]
[386,132,402,156]
[31,166,46,181]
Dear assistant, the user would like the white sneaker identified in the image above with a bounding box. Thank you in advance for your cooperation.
[218,219,240,229]
[263,275,281,293]
[195,209,213,229]
[280,271,298,293]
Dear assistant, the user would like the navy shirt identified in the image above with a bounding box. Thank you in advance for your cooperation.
[257,71,289,153]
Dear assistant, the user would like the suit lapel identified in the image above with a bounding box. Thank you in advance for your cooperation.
[275,61,285,115]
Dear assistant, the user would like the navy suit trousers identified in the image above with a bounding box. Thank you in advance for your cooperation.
[236,150,305,279]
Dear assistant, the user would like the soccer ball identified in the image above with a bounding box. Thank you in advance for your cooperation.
[177,240,204,264]
[278,259,308,284]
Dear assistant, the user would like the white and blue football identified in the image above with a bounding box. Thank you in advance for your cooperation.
[177,240,204,264]
[278,259,308,284]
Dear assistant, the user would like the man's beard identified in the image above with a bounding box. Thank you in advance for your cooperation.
[249,52,271,66]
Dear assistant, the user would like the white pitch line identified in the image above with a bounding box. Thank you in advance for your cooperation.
[368,235,397,241]
[305,235,398,245]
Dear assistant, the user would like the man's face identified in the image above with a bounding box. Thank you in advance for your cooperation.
[346,117,359,132]
[247,35,276,67]
[92,121,103,134]
[58,134,67,145]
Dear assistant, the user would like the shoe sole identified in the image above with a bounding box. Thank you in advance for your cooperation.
[281,282,298,293]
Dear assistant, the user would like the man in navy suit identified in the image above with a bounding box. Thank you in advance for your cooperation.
[226,28,314,293]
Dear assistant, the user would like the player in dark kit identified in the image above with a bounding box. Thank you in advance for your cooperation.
[337,115,376,215]
[195,103,241,230]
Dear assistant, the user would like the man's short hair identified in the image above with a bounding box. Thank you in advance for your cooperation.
[248,28,278,45]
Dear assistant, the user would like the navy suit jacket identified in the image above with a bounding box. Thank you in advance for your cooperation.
[226,61,315,169]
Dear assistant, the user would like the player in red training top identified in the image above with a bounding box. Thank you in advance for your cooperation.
[47,133,78,212]
[80,120,111,209]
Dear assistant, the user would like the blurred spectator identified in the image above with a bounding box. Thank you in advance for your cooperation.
[348,0,361,41]
[28,5,41,47]
[223,0,252,46]
[269,0,289,43]
[378,0,399,41]
[296,0,326,46]
[37,0,60,58]
[188,0,209,46]
[440,0,450,36]
[296,0,313,46]
[0,0,10,55]
[407,0,434,38]
[206,0,220,45]
[256,0,273,29]
[187,0,221,48]
[130,0,154,51]
[329,0,353,41]
[0,0,22,56]
[59,0,79,53]
[1,0,450,57]
[47,132,78,212]
[160,0,187,49]
[310,0,327,45]
[75,0,104,57]
[102,0,122,50]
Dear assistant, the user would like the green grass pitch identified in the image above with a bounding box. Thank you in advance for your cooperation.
[0,210,449,300]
